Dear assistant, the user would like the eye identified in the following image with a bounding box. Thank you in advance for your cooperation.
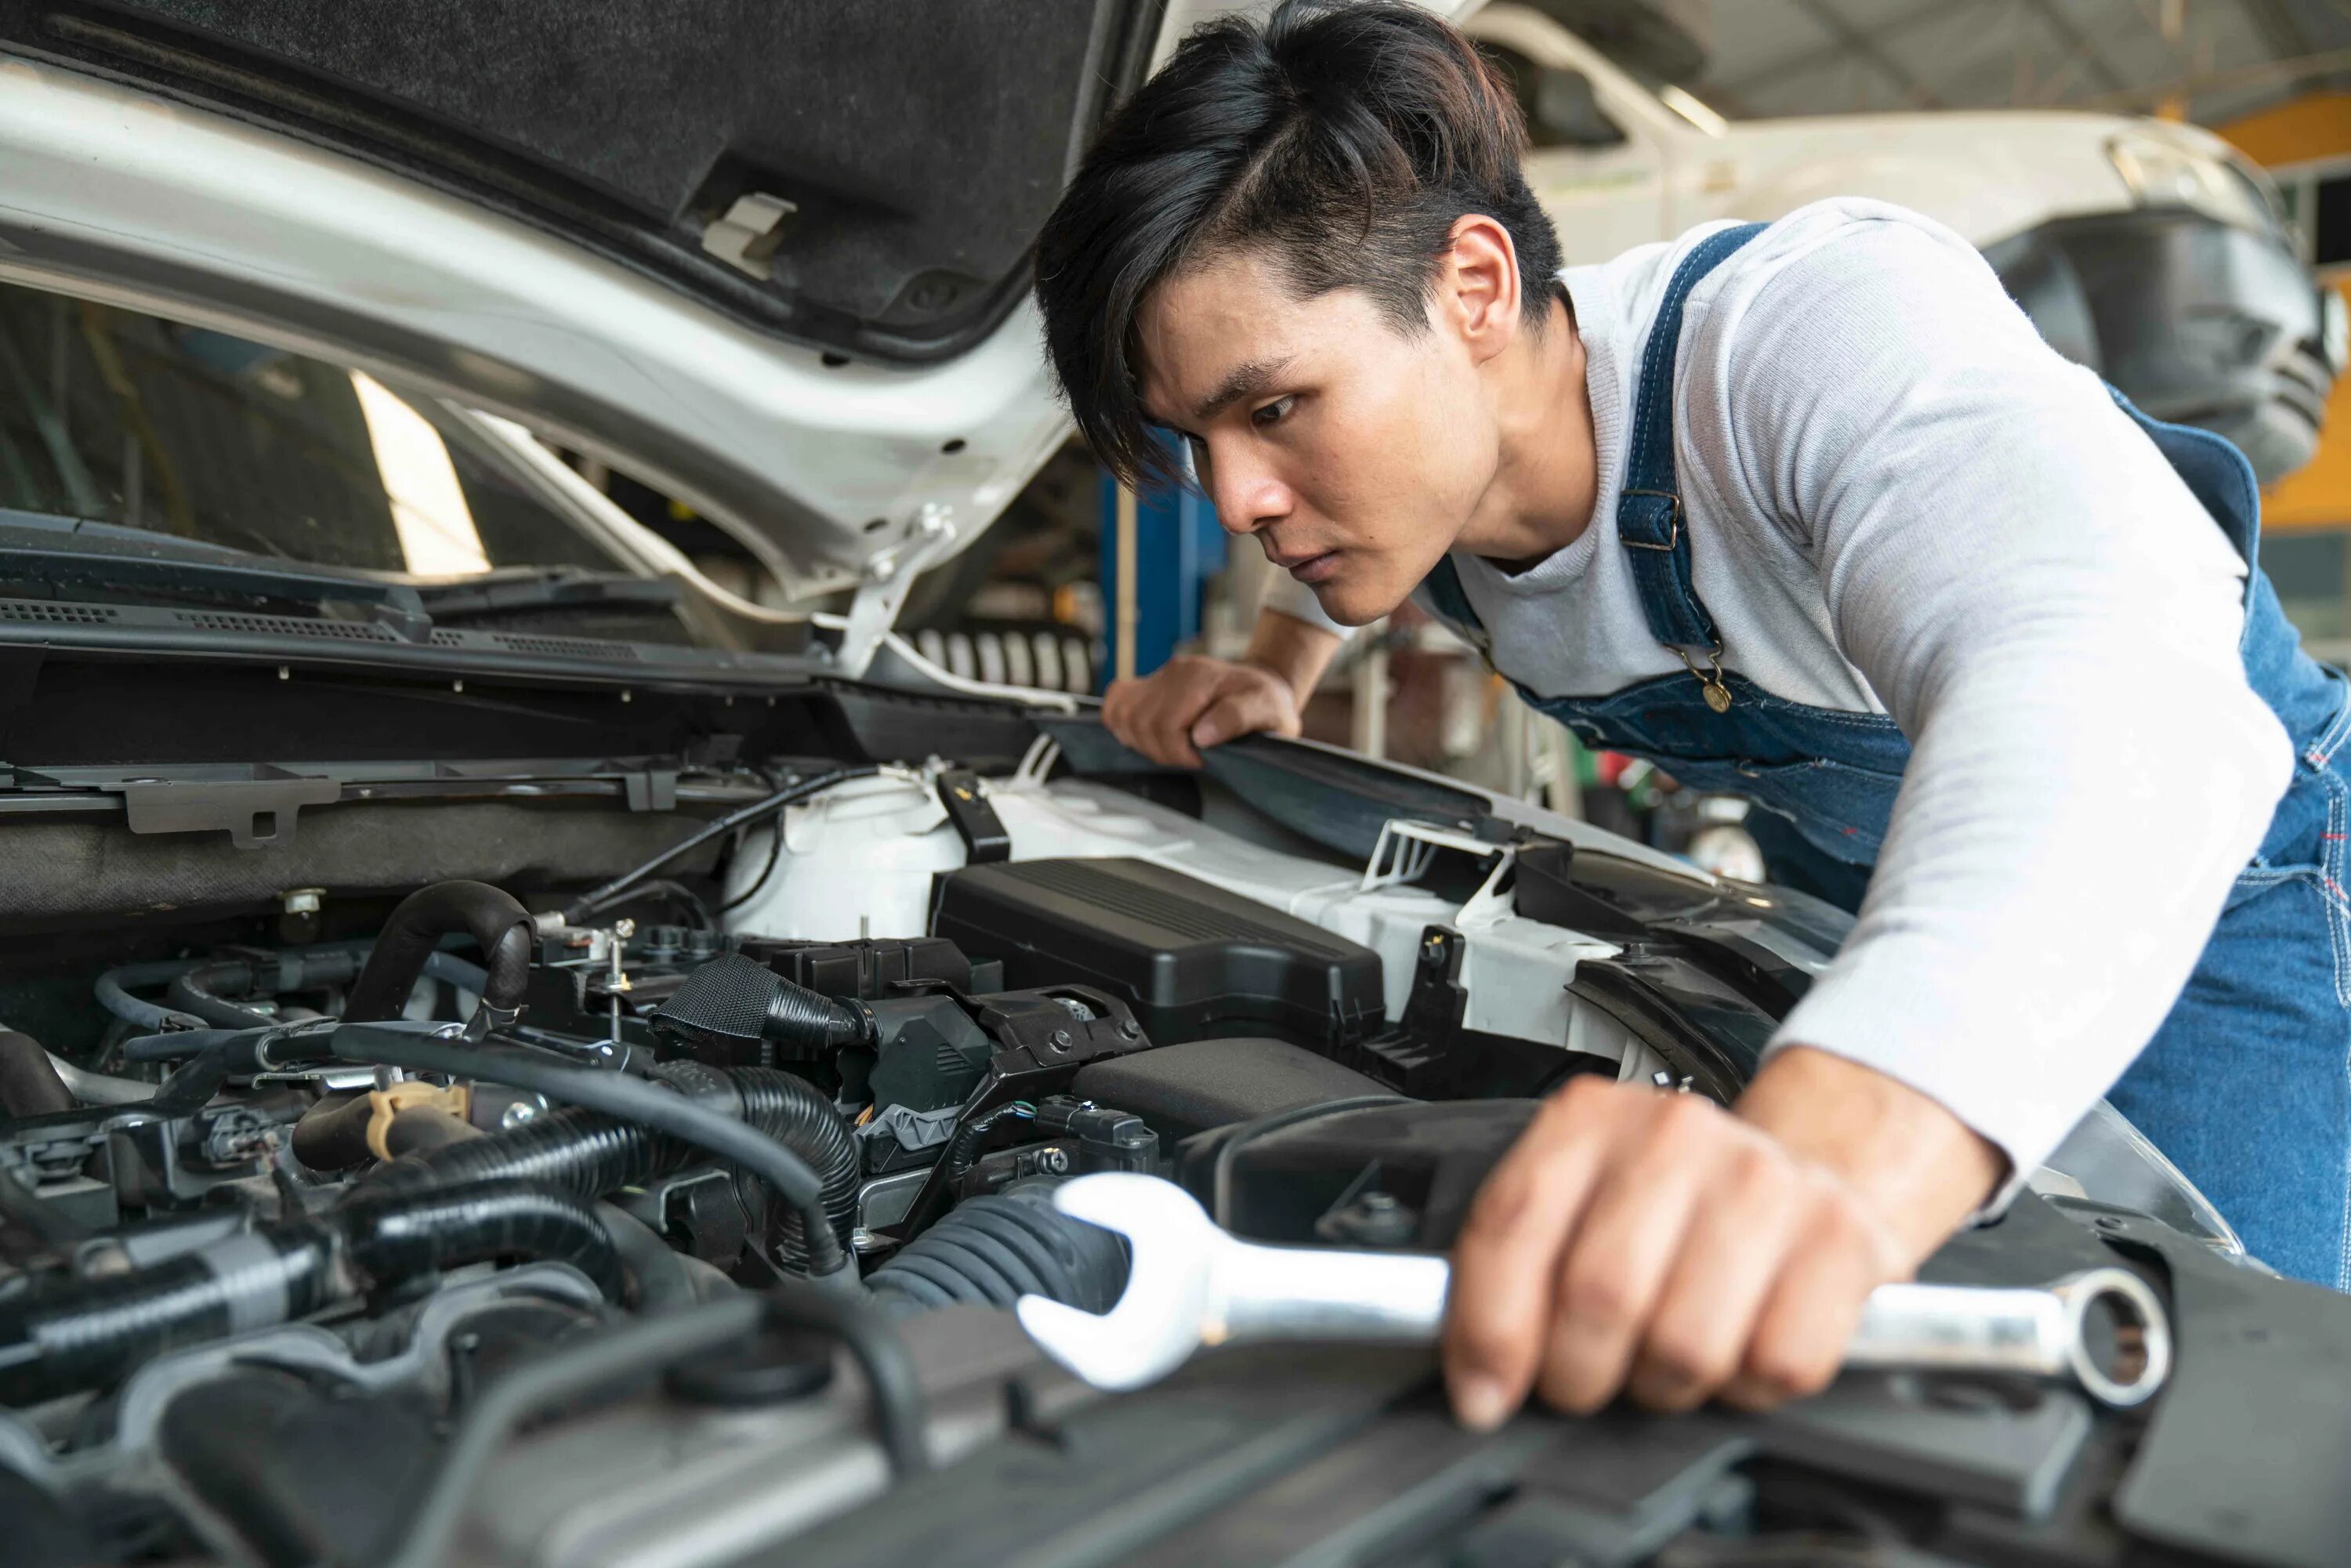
[1251,395,1295,429]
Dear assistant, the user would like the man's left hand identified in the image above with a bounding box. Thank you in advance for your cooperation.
[1440,1046,2005,1427]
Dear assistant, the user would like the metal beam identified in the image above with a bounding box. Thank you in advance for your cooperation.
[2020,0,2132,93]
[1784,0,1947,107]
[2240,0,2318,59]
[1718,0,1980,98]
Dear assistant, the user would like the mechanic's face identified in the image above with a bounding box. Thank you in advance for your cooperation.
[1135,248,1503,627]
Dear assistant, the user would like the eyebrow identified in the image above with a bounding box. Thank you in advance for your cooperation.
[1190,354,1295,425]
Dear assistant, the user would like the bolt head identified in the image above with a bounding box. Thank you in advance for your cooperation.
[613,918,636,940]
[1040,1147,1070,1174]
[501,1101,539,1129]
[1049,1028,1074,1049]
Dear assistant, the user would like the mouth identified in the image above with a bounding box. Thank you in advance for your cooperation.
[1268,546,1339,585]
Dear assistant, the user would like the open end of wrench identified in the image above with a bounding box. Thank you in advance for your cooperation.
[1014,1173,1225,1392]
[2055,1268,2171,1407]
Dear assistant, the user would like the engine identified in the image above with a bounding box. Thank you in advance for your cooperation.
[0,819,1558,1568]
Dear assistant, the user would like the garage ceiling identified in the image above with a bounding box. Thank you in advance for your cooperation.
[1680,0,2351,125]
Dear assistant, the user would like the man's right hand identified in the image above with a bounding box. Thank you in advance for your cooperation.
[1101,655,1302,768]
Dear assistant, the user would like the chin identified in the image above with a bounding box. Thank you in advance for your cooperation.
[1310,575,1406,628]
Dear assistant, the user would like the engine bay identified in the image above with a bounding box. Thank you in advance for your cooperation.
[0,701,2342,1568]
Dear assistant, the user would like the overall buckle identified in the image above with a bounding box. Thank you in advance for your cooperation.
[1619,489,1683,552]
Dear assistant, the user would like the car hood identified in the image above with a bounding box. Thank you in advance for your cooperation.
[0,2,1161,601]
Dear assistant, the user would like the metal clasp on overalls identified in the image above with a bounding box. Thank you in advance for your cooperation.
[1675,646,1733,713]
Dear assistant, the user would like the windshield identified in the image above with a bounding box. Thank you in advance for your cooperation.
[0,280,702,643]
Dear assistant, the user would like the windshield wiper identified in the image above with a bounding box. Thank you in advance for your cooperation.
[413,568,680,623]
[0,509,431,632]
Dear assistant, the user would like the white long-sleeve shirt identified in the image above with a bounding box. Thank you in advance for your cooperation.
[1266,197,2294,1194]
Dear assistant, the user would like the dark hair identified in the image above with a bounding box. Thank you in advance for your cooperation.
[1034,0,1563,487]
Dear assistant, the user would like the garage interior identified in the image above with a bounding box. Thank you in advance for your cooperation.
[2,3,2351,1565]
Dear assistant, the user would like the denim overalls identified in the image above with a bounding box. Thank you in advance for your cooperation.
[1418,223,2351,1287]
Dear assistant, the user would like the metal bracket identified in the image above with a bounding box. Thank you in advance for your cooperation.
[118,768,341,849]
[1360,818,1517,929]
[836,502,959,679]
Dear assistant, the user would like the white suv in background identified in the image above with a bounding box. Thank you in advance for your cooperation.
[1464,0,2339,484]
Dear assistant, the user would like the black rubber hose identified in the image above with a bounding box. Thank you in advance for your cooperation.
[560,767,878,925]
[346,882,533,1024]
[0,1032,74,1118]
[119,1027,260,1064]
[165,962,277,1029]
[95,959,209,1034]
[369,1069,858,1272]
[336,1179,622,1301]
[0,1179,619,1404]
[0,1228,336,1405]
[730,1067,859,1266]
[370,1103,659,1197]
[865,1191,1128,1317]
[289,1092,380,1172]
[943,1102,1034,1184]
[166,950,382,1030]
[331,1028,846,1276]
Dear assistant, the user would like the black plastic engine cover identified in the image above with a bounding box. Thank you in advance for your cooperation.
[737,935,1000,1001]
[1174,1099,1541,1250]
[929,858,1384,1050]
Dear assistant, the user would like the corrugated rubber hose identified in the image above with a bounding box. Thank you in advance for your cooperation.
[367,1066,858,1273]
[0,1178,618,1404]
[864,1189,1128,1316]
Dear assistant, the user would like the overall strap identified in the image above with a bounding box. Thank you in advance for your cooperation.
[1617,221,1767,707]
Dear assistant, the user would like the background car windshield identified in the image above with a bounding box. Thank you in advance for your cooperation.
[0,280,620,578]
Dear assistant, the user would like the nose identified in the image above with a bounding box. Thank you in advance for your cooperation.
[1204,445,1291,539]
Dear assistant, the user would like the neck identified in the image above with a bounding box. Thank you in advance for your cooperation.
[1453,291,1598,572]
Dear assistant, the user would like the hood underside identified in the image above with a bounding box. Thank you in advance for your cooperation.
[0,0,1156,364]
[0,2,1174,600]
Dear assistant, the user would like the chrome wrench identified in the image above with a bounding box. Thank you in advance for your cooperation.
[1015,1172,2168,1407]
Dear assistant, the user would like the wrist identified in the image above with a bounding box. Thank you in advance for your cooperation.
[1735,1045,2007,1263]
[1241,610,1341,707]
[1237,653,1304,705]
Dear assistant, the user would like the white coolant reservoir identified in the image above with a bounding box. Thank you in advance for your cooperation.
[722,771,959,939]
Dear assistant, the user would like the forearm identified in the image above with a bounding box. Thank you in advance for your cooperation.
[1772,642,2288,1206]
[1241,610,1342,706]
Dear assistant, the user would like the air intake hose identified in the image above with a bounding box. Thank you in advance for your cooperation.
[649,952,875,1066]
[345,882,533,1024]
[369,1066,858,1273]
[0,1179,617,1405]
[865,1190,1128,1317]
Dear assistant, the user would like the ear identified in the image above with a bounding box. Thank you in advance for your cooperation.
[1433,214,1525,365]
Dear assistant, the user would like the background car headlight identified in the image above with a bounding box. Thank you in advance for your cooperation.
[2107,129,2282,237]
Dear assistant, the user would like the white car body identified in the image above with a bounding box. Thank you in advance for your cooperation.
[1461,2,2330,480]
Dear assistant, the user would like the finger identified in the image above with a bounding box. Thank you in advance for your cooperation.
[1123,670,1206,769]
[1142,684,1206,769]
[1625,1144,1803,1411]
[1190,680,1292,751]
[1720,1202,1890,1410]
[1442,1077,1618,1429]
[1101,678,1139,748]
[1534,1093,1719,1415]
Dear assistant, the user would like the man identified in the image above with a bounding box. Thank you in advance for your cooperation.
[1031,0,2348,1429]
